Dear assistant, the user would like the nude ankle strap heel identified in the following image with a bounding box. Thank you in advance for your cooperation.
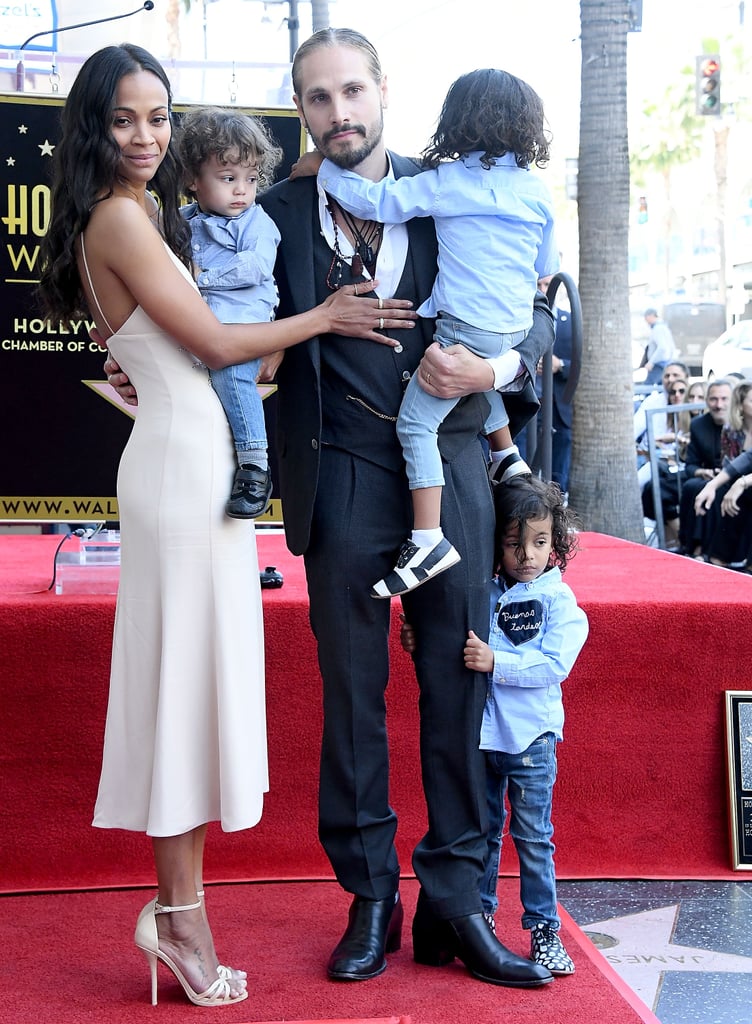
[154,899,202,913]
[134,897,248,1007]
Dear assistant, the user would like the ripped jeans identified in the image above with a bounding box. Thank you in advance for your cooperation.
[480,732,560,929]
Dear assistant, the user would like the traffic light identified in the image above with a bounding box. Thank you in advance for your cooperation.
[695,54,721,116]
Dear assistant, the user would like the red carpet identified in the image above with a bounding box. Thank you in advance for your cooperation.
[0,879,658,1024]
[2,531,752,891]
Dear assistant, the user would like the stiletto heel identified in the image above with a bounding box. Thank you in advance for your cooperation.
[134,898,248,1006]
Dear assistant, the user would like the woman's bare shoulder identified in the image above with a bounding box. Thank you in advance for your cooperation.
[87,194,158,239]
[86,196,168,266]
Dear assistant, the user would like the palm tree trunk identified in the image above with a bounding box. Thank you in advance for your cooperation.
[571,0,644,540]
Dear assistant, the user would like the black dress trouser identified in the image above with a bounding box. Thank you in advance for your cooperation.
[303,442,494,920]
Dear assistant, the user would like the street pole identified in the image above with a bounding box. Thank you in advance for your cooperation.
[311,0,330,30]
[287,0,299,61]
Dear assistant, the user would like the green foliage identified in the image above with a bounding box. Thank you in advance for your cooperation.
[630,68,703,186]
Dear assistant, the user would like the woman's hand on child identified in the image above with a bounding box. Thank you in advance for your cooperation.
[464,630,494,673]
[324,282,416,344]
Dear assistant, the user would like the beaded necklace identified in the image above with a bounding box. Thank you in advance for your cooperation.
[325,195,383,290]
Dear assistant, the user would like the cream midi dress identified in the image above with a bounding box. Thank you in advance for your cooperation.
[90,245,268,837]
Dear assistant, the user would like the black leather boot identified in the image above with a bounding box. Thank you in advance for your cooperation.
[327,893,403,980]
[412,892,552,988]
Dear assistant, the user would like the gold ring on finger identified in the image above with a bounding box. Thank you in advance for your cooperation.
[353,282,359,296]
[379,317,384,330]
[378,296,384,309]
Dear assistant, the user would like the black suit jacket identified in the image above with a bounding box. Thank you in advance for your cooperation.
[684,412,723,478]
[259,152,554,555]
[551,309,574,428]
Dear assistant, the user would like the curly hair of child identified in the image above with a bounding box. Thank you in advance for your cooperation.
[492,476,581,572]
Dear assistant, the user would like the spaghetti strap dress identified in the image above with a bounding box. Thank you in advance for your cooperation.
[89,240,268,837]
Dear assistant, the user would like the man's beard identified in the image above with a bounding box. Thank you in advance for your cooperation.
[308,112,384,169]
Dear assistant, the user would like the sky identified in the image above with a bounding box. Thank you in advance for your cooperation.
[30,1,747,165]
[178,0,746,160]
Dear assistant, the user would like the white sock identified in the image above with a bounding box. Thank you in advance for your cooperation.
[238,452,268,470]
[411,528,443,548]
[489,445,519,462]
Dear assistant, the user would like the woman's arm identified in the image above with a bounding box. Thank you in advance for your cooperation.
[720,475,750,518]
[694,470,731,515]
[84,198,415,370]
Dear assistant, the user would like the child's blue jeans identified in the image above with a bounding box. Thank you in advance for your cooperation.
[209,358,267,456]
[480,732,560,930]
[396,315,527,490]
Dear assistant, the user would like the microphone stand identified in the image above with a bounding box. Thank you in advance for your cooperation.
[15,1,155,92]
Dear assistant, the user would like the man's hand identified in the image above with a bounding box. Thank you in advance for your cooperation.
[463,630,494,673]
[289,150,324,180]
[258,351,284,382]
[417,342,495,400]
[399,613,416,654]
[103,353,138,407]
[536,354,563,376]
[721,478,746,518]
[694,480,719,516]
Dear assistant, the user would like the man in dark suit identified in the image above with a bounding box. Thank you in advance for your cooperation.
[678,379,732,555]
[516,277,574,492]
[546,307,574,492]
[258,28,553,988]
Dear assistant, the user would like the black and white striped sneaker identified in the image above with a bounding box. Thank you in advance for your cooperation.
[488,452,532,485]
[370,537,461,599]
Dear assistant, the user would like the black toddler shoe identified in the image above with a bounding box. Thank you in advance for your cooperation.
[327,894,403,981]
[225,464,272,519]
[412,891,552,988]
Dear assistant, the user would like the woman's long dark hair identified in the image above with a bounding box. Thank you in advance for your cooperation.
[422,68,551,171]
[38,44,191,321]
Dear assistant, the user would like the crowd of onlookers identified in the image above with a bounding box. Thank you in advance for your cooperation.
[635,361,752,572]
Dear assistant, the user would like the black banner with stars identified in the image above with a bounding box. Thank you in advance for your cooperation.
[0,92,303,524]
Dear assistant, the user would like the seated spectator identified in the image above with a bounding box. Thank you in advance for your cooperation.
[636,364,690,547]
[664,379,690,462]
[677,382,706,461]
[517,276,575,495]
[720,379,752,462]
[635,363,689,492]
[694,447,752,571]
[641,381,694,546]
[677,379,732,557]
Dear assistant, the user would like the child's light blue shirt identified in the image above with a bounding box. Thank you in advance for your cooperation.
[480,567,589,754]
[182,201,280,324]
[318,152,559,334]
